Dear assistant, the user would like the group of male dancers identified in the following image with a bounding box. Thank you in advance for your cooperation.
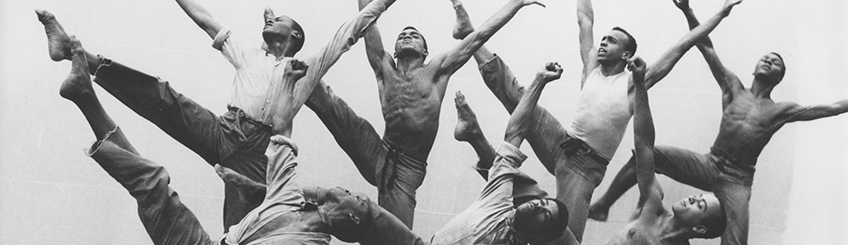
[37,0,848,244]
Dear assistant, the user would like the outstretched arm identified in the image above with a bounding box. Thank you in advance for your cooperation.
[674,0,743,101]
[630,57,663,210]
[577,0,599,85]
[433,0,545,78]
[291,0,397,109]
[504,62,562,147]
[644,0,743,88]
[358,0,394,79]
[782,100,848,122]
[175,0,224,39]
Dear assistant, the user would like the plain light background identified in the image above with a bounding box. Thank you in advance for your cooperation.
[1,0,846,244]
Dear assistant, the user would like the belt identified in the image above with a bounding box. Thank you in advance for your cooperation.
[560,135,607,162]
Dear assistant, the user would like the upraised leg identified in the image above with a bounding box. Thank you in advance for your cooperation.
[588,157,637,221]
[714,178,752,245]
[36,9,102,74]
[589,146,719,221]
[453,91,496,179]
[450,0,475,40]
[63,38,213,245]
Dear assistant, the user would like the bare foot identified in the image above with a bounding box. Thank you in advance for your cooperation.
[451,0,475,40]
[454,91,484,142]
[59,36,94,102]
[36,9,72,61]
[587,203,609,222]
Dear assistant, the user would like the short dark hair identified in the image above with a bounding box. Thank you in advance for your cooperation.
[695,200,727,239]
[540,198,570,241]
[402,26,427,51]
[770,52,786,80]
[283,15,306,53]
[612,26,637,55]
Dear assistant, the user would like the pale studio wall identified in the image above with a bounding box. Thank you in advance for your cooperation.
[0,0,845,244]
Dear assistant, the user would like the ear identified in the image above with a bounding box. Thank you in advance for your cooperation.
[423,50,429,57]
[264,8,275,22]
[292,31,303,40]
[621,51,633,60]
[692,225,707,234]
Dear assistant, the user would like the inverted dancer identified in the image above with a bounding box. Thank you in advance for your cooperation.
[303,0,544,228]
[448,0,742,241]
[589,0,848,244]
[37,0,398,229]
[606,56,727,245]
[430,62,572,245]
[58,37,424,245]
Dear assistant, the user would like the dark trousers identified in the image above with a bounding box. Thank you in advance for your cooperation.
[93,58,271,229]
[88,127,217,245]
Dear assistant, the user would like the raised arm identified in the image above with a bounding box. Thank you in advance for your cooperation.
[504,62,562,147]
[629,57,663,210]
[577,0,599,84]
[358,0,394,79]
[644,0,742,88]
[175,0,224,39]
[291,0,397,108]
[674,0,743,101]
[781,100,848,123]
[433,0,545,78]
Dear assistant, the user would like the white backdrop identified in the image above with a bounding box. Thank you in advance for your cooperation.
[1,0,846,244]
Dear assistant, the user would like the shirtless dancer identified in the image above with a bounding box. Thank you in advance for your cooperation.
[607,56,727,245]
[37,0,397,229]
[304,0,544,228]
[449,0,742,241]
[589,0,848,244]
[57,37,424,245]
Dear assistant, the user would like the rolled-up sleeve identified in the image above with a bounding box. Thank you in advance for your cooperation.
[476,142,527,203]
[212,28,247,69]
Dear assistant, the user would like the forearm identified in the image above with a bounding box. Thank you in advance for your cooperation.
[576,0,595,65]
[646,4,732,86]
[478,0,526,39]
[294,0,394,102]
[680,7,715,49]
[357,0,388,73]
[632,81,654,155]
[504,75,546,146]
[175,0,221,38]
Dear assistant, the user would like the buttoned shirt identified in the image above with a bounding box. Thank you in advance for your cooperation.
[212,0,389,124]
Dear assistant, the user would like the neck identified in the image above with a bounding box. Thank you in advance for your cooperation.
[599,61,627,76]
[263,41,294,59]
[658,214,694,243]
[750,77,777,99]
[396,55,425,75]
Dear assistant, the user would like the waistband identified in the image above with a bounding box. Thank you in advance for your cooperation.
[227,105,273,131]
[560,134,610,164]
[379,139,428,192]
[709,147,756,182]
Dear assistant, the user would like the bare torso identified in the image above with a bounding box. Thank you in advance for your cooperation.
[711,90,793,166]
[376,65,447,161]
[607,208,690,245]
